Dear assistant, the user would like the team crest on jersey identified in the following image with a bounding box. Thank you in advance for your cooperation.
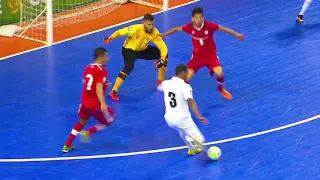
[205,30,208,35]
[192,31,195,34]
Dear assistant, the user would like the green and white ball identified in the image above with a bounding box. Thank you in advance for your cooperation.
[207,146,221,160]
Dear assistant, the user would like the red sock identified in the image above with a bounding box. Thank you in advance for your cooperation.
[86,124,108,135]
[216,76,224,90]
[65,121,85,147]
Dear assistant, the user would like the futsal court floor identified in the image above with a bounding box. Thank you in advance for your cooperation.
[1,0,320,179]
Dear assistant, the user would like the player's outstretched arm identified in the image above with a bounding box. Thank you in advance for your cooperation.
[161,26,183,37]
[218,25,244,41]
[96,82,107,112]
[152,35,168,67]
[104,26,135,44]
[187,98,208,124]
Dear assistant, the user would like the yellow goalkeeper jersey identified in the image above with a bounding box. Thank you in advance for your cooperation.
[110,24,168,59]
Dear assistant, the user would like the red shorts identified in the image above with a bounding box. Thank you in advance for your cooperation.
[78,104,115,124]
[187,54,220,73]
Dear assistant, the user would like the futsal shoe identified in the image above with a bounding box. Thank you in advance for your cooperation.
[109,90,119,101]
[297,15,304,23]
[62,145,75,153]
[218,86,233,100]
[187,148,202,156]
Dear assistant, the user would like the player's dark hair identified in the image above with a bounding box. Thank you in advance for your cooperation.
[192,7,203,17]
[175,64,188,75]
[143,13,154,21]
[94,47,107,59]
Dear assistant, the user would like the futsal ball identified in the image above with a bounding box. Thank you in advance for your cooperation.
[207,146,221,160]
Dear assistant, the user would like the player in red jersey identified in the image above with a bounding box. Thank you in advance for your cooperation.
[161,7,244,100]
[62,47,116,153]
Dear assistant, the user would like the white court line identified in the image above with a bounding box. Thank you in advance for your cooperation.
[0,0,200,61]
[0,114,319,163]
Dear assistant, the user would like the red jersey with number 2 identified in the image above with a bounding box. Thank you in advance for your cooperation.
[81,63,108,109]
[182,21,219,57]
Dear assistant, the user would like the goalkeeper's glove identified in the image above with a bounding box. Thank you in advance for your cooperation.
[103,36,112,44]
[154,59,166,68]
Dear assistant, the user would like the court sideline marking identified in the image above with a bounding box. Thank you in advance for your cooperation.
[0,114,319,162]
[0,0,200,61]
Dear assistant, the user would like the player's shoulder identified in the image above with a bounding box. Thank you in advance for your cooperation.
[126,24,143,32]
[131,24,144,30]
[161,79,170,87]
[183,82,192,90]
[151,27,161,38]
[182,22,193,29]
[170,77,191,88]
[152,27,161,35]
[85,64,105,72]
[153,26,160,33]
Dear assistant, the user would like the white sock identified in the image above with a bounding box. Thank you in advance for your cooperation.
[299,0,313,15]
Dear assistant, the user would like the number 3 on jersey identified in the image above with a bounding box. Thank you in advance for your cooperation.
[168,92,177,108]
[86,74,93,90]
[199,39,204,46]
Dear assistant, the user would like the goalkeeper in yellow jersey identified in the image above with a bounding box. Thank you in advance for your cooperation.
[104,14,168,101]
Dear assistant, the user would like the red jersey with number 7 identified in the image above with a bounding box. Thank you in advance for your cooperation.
[81,63,108,109]
[182,21,219,58]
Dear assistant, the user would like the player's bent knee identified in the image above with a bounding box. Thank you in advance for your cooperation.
[187,68,195,79]
[118,71,128,80]
[188,68,195,74]
[213,66,223,76]
[122,64,134,76]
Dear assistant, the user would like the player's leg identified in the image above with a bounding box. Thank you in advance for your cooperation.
[79,107,116,142]
[297,0,313,23]
[208,57,232,100]
[165,115,204,156]
[186,68,195,83]
[213,66,232,100]
[109,47,138,101]
[186,55,203,83]
[182,119,205,156]
[62,104,90,152]
[138,46,168,88]
[178,131,195,148]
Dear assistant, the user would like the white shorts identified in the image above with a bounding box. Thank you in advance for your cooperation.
[164,115,204,142]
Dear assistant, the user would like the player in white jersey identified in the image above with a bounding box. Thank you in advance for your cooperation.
[162,64,208,156]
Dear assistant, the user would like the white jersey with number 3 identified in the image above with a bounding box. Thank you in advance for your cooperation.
[162,77,193,118]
